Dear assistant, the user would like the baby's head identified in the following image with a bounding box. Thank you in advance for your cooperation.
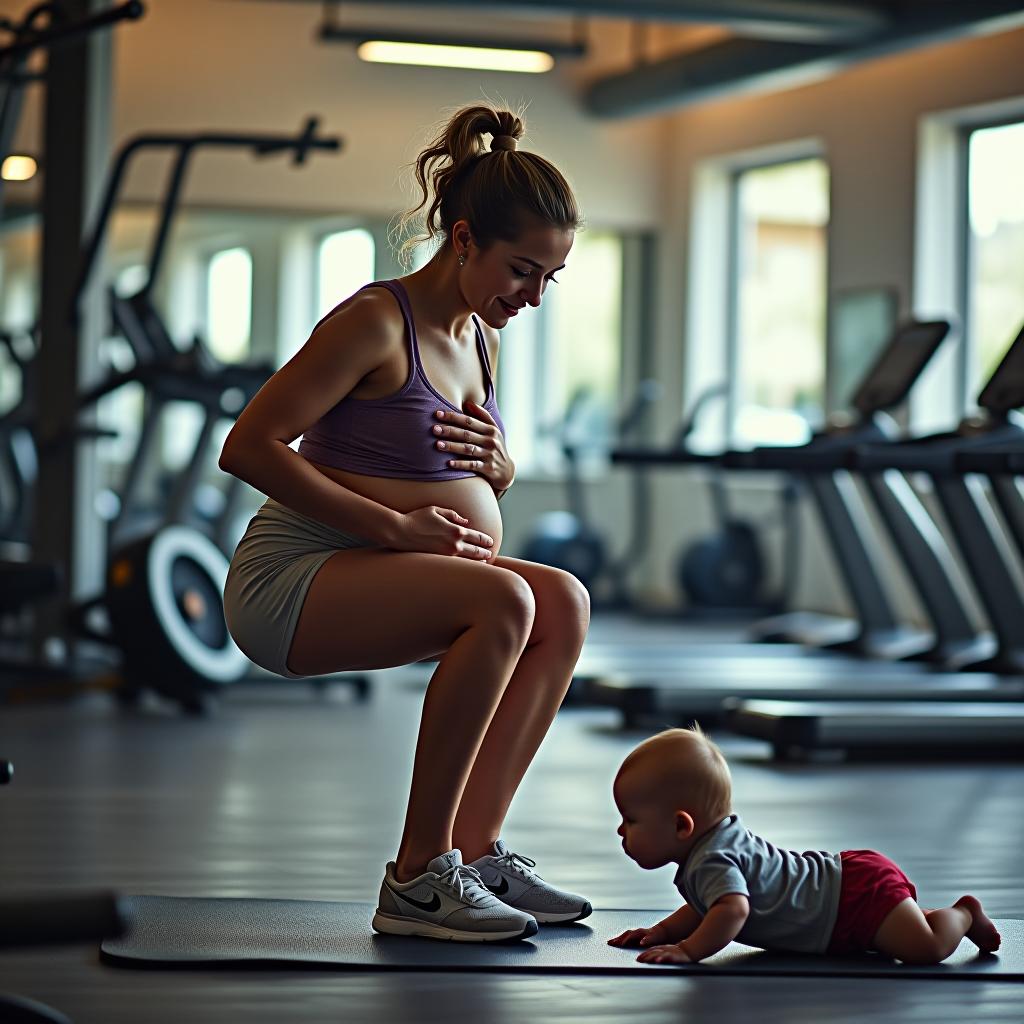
[612,726,732,869]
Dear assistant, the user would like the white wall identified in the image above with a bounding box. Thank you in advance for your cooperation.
[8,0,664,227]
[4,4,667,220]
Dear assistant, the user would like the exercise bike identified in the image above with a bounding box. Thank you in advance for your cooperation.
[672,386,799,618]
[519,380,660,610]
[52,120,343,713]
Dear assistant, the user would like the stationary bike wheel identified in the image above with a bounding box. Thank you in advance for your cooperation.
[520,511,605,591]
[678,522,765,607]
[105,526,248,707]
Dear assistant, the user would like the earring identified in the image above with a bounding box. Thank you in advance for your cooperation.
[457,252,466,267]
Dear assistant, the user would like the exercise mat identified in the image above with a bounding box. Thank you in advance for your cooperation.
[101,897,1023,980]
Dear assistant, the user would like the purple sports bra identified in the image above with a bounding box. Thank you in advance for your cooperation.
[298,279,506,481]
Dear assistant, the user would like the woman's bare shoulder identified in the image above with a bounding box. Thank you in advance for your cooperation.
[312,285,405,349]
[222,287,406,450]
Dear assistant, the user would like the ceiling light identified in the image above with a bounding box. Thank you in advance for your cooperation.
[319,20,585,74]
[356,39,554,73]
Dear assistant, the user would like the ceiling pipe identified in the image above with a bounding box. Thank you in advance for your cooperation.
[298,0,889,42]
[584,0,1024,118]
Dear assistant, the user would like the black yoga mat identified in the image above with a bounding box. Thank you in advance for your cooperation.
[100,897,1023,980]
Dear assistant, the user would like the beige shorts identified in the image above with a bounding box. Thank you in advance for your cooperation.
[223,497,377,677]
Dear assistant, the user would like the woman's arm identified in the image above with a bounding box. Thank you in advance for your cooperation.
[219,291,404,544]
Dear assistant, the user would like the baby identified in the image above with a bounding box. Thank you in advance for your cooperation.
[608,726,1001,965]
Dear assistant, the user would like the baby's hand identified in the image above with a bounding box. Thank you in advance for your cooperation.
[607,924,667,948]
[636,943,694,965]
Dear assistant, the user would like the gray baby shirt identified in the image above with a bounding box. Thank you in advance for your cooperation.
[673,814,843,953]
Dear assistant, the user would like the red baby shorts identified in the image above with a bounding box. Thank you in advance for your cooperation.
[827,849,918,954]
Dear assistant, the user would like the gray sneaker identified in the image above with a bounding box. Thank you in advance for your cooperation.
[372,849,539,942]
[468,840,593,924]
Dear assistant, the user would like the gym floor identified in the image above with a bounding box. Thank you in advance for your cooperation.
[1,614,1021,1023]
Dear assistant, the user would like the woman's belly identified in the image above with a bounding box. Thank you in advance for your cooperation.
[311,462,503,558]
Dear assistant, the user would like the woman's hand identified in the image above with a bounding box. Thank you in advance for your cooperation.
[385,506,494,560]
[433,401,514,493]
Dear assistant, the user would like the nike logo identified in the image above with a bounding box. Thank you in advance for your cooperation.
[392,888,441,913]
[485,877,510,896]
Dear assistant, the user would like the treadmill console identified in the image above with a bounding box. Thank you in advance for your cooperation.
[850,320,951,417]
[977,322,1024,413]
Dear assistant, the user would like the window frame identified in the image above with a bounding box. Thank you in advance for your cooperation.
[913,96,1024,432]
[959,113,1024,409]
[724,148,830,447]
[686,139,827,453]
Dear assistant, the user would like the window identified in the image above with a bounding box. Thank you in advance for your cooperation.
[206,246,252,363]
[546,231,623,432]
[317,228,375,317]
[494,301,545,473]
[965,120,1024,403]
[730,157,829,445]
[500,231,624,474]
[161,245,252,472]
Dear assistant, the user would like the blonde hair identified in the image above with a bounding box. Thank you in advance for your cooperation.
[618,725,732,824]
[392,103,580,269]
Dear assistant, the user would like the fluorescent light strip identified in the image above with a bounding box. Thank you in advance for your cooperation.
[2,155,37,181]
[357,40,554,73]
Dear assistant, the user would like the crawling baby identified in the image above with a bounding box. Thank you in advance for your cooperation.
[608,727,1001,965]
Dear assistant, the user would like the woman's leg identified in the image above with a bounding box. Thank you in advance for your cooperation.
[286,548,537,882]
[451,556,590,863]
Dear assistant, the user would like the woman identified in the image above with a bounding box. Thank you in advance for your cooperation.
[220,104,592,943]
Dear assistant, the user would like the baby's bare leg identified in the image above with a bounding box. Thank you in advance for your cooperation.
[872,895,998,964]
[949,895,1001,953]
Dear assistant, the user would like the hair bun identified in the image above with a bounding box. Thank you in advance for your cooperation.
[394,103,577,270]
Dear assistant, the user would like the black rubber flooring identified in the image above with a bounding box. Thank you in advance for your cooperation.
[1,622,1022,1023]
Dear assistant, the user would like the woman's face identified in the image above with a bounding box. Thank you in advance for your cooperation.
[457,218,574,328]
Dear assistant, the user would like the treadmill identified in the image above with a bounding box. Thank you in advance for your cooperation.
[718,319,979,664]
[585,319,950,675]
[583,319,958,683]
[583,320,1016,718]
[727,323,1024,756]
[953,446,1024,561]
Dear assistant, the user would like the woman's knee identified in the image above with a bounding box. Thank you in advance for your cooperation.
[481,567,537,643]
[532,568,591,646]
[559,569,591,626]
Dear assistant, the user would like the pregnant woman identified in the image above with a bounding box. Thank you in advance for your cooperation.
[219,104,592,942]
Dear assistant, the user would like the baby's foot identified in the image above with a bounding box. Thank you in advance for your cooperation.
[955,895,1001,953]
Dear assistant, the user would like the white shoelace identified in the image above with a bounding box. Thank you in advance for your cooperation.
[437,862,492,904]
[494,849,538,879]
